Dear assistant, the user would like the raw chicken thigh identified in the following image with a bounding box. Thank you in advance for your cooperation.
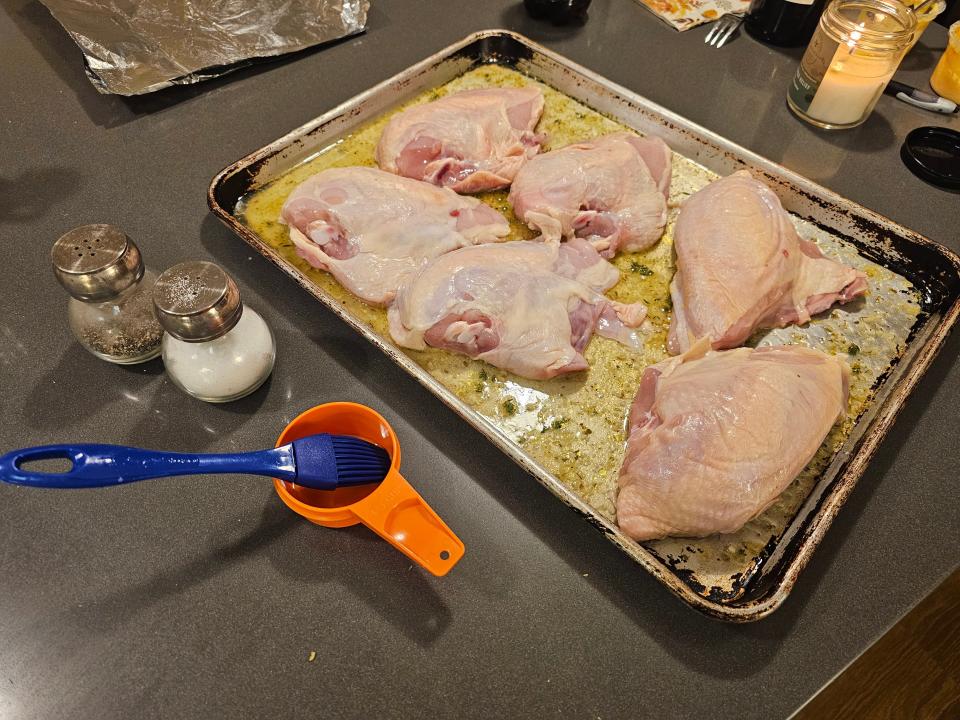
[376,87,545,193]
[280,167,509,305]
[617,342,849,541]
[388,239,647,379]
[508,132,671,257]
[668,171,867,354]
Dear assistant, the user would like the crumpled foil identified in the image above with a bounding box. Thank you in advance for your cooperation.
[40,0,369,96]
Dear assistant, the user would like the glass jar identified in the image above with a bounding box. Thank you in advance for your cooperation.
[905,0,946,51]
[52,225,163,364]
[153,261,276,403]
[930,21,960,104]
[788,0,917,129]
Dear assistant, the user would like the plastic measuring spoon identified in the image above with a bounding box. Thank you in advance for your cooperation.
[273,402,465,577]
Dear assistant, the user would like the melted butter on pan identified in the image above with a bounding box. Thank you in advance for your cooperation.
[239,65,922,595]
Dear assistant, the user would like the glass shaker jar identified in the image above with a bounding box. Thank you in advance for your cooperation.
[787,0,916,129]
[51,224,163,364]
[153,261,276,403]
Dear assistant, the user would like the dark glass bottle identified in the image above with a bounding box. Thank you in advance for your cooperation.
[523,0,592,25]
[744,0,827,47]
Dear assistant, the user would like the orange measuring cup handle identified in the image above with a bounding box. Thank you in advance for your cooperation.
[350,470,465,577]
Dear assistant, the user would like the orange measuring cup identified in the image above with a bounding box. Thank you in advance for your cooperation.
[273,402,464,576]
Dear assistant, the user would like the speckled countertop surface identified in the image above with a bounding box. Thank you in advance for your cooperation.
[1,1,958,718]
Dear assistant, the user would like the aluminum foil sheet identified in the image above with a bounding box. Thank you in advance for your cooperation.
[40,0,369,96]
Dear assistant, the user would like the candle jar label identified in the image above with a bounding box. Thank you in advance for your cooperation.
[789,32,837,113]
[789,65,820,112]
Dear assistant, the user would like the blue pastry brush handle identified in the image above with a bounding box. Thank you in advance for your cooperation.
[0,444,297,489]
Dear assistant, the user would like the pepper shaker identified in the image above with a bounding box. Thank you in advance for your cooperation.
[153,261,276,403]
[52,225,164,364]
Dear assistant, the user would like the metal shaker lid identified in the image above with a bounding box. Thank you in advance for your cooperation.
[153,261,243,342]
[51,225,144,302]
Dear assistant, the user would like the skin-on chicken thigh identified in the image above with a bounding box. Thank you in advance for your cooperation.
[375,87,545,194]
[668,171,867,354]
[388,238,647,380]
[616,341,850,541]
[508,132,671,257]
[280,167,509,305]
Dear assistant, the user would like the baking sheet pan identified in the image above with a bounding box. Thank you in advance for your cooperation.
[208,30,960,621]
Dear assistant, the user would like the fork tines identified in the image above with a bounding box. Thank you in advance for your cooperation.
[704,14,743,49]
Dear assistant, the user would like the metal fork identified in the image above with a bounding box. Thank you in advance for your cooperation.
[704,13,743,49]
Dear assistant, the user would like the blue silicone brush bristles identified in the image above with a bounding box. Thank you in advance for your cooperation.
[290,433,391,490]
[329,434,392,484]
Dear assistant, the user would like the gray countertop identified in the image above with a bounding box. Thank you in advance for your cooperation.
[2,1,958,718]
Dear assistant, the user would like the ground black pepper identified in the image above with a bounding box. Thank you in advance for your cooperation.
[79,323,163,359]
[74,284,163,361]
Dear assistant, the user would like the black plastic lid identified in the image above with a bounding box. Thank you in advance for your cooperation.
[900,126,960,191]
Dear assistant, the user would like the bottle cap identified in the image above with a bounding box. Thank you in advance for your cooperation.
[52,225,144,302]
[900,126,960,191]
[153,261,243,342]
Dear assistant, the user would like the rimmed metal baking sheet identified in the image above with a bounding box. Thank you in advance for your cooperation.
[208,30,960,621]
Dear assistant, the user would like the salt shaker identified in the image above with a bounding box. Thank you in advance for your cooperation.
[153,261,276,403]
[52,225,163,364]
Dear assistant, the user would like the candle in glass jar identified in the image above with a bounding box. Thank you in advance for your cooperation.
[788,0,916,130]
[806,40,898,125]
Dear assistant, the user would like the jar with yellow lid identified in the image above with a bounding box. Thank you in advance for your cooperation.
[788,0,917,129]
[930,22,960,104]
